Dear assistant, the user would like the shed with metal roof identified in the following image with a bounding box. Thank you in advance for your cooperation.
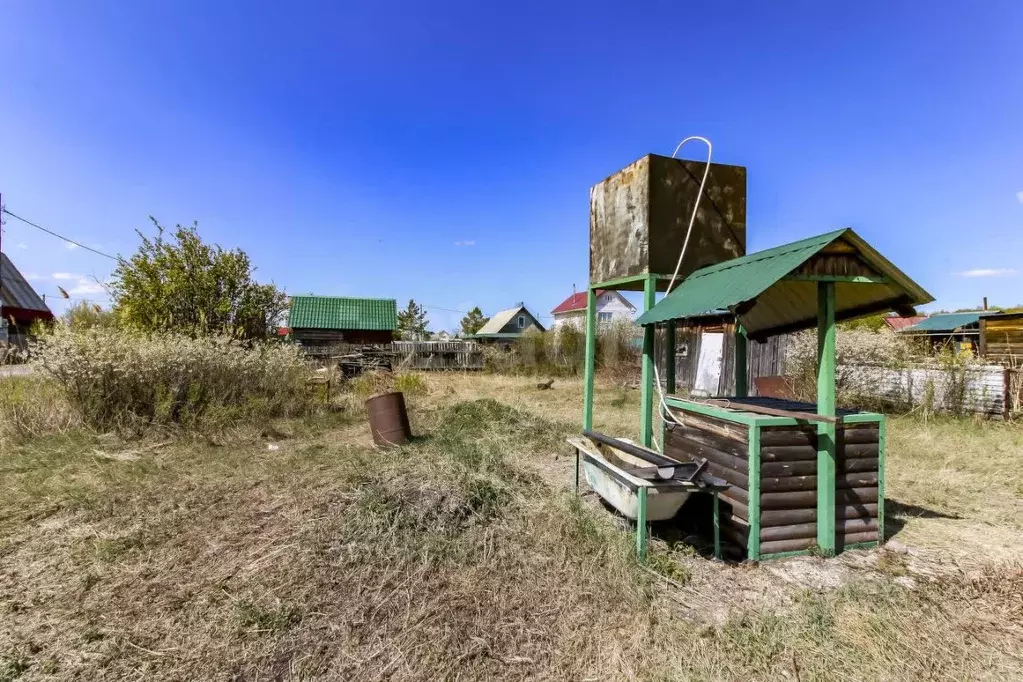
[1,252,54,344]
[286,295,397,346]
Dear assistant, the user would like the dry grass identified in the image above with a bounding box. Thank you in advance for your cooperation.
[1,372,1021,680]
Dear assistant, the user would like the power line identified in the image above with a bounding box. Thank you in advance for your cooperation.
[0,207,120,261]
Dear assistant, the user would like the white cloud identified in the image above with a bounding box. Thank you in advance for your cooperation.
[65,242,78,250]
[26,273,43,281]
[15,242,28,250]
[1017,190,1023,204]
[52,272,82,281]
[69,281,106,296]
[453,240,476,247]
[954,268,1018,278]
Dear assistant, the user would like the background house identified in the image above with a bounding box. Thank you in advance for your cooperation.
[550,289,635,328]
[898,311,997,354]
[883,313,926,332]
[286,295,396,346]
[470,304,545,343]
[0,252,54,347]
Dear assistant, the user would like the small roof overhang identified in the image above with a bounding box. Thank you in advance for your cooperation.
[635,228,933,340]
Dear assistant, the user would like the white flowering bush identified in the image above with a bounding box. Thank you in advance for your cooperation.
[32,326,312,432]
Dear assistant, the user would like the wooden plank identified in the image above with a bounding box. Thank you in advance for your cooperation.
[760,471,878,493]
[838,530,880,546]
[760,518,878,542]
[671,409,750,442]
[760,504,879,527]
[718,494,749,522]
[666,434,748,472]
[701,460,750,490]
[760,456,877,478]
[760,486,877,509]
[760,425,878,447]
[760,445,818,462]
[759,537,816,554]
[668,423,749,459]
[704,399,840,424]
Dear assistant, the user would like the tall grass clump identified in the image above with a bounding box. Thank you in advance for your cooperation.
[32,326,312,433]
[0,376,82,444]
[483,320,640,378]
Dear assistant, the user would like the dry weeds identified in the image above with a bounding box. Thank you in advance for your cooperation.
[1,372,1021,681]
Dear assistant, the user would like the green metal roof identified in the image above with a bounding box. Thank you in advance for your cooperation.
[635,228,933,339]
[289,295,397,331]
[900,311,994,334]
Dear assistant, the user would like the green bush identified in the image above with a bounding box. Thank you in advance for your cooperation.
[32,326,312,433]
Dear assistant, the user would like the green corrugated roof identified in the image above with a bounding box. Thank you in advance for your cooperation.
[636,228,933,338]
[289,295,397,331]
[901,311,993,334]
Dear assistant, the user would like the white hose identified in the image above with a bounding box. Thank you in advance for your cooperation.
[666,136,713,294]
[651,136,715,438]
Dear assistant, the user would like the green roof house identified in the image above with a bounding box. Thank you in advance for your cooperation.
[286,295,397,346]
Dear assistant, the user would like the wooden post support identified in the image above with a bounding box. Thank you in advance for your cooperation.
[574,447,580,494]
[816,281,837,555]
[583,287,597,431]
[713,492,722,560]
[734,323,748,398]
[636,486,648,561]
[641,275,656,448]
[663,322,676,450]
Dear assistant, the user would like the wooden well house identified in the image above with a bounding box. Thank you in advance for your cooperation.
[633,229,934,559]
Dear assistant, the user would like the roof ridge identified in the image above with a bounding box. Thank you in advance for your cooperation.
[686,228,848,280]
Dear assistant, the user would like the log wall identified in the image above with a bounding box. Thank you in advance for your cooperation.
[665,408,882,560]
[664,412,750,556]
[757,421,880,556]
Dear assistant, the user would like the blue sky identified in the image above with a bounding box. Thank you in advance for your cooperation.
[2,1,1021,331]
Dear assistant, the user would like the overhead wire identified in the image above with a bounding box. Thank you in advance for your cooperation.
[0,207,120,261]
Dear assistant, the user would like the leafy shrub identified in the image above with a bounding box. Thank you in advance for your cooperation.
[32,326,311,433]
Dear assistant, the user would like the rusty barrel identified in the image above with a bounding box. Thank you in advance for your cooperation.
[366,391,412,447]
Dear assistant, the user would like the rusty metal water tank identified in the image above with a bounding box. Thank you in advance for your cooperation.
[366,392,412,447]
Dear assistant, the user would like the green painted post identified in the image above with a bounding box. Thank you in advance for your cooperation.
[641,275,656,448]
[663,322,676,450]
[583,287,597,431]
[574,448,580,494]
[878,417,886,543]
[816,281,837,555]
[713,492,721,560]
[734,323,748,397]
[636,486,648,561]
[747,425,761,560]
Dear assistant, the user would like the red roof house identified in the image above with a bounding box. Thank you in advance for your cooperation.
[883,315,926,332]
[551,289,635,327]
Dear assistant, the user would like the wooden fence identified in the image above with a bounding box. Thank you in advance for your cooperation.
[302,341,484,371]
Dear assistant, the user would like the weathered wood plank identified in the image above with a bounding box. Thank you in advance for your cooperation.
[668,423,748,459]
[759,486,877,509]
[666,434,748,472]
[760,504,878,527]
[760,518,878,542]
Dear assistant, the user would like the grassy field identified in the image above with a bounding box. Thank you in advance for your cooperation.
[1,373,1021,680]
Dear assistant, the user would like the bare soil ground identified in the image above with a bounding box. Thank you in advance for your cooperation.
[2,373,1021,681]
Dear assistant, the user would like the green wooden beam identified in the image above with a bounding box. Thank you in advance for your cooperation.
[784,274,890,283]
[816,281,837,555]
[747,425,761,561]
[640,275,657,448]
[663,397,761,426]
[636,486,648,561]
[663,322,676,450]
[878,417,887,543]
[734,323,748,397]
[582,287,597,431]
[590,272,676,292]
